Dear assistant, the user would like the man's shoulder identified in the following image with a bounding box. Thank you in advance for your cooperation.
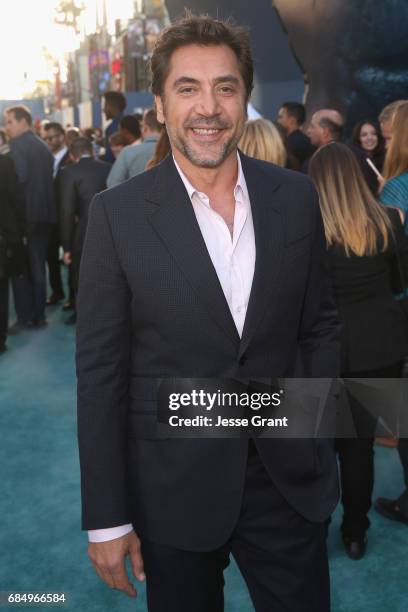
[91,158,112,170]
[120,145,139,160]
[60,161,82,181]
[102,163,159,202]
[287,129,308,144]
[28,131,50,150]
[27,132,53,158]
[114,144,143,166]
[241,153,315,194]
[12,132,53,166]
[124,140,155,160]
[241,155,318,233]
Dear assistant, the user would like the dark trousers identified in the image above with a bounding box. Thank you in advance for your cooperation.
[0,276,8,346]
[67,265,75,303]
[12,223,51,324]
[397,438,408,515]
[46,224,64,296]
[336,362,402,538]
[140,441,330,612]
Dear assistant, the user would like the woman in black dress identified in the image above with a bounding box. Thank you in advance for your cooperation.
[309,142,408,560]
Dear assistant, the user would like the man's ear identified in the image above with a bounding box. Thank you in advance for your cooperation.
[155,96,165,124]
[322,127,330,142]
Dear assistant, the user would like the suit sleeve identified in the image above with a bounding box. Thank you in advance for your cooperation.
[76,192,132,530]
[107,149,128,188]
[298,184,341,377]
[10,140,28,186]
[59,169,77,252]
[4,155,26,239]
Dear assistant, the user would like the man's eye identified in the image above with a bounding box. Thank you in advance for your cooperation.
[179,87,195,94]
[218,86,234,94]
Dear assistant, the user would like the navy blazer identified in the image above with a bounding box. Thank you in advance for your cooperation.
[59,157,111,254]
[10,131,55,225]
[76,152,340,550]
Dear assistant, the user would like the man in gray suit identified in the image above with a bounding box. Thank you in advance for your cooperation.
[5,105,55,331]
[107,108,161,188]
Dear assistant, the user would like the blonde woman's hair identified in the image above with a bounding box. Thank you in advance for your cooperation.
[383,101,408,180]
[309,142,391,257]
[238,119,286,166]
[378,99,406,124]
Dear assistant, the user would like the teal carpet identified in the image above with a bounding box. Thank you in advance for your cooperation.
[1,304,407,611]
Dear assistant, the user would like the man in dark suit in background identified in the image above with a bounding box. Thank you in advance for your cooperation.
[60,137,110,325]
[277,101,315,168]
[102,91,127,163]
[43,121,71,306]
[5,105,55,331]
[77,15,340,612]
[0,154,26,352]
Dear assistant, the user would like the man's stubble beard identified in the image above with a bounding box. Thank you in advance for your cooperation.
[175,133,239,169]
[163,107,246,169]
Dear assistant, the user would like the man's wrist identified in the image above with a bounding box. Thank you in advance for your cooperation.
[88,524,133,543]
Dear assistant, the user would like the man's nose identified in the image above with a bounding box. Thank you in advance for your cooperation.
[196,89,220,117]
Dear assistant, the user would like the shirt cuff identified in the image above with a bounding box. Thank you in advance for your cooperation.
[88,524,133,543]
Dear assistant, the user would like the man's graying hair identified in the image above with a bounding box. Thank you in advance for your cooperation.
[149,12,254,102]
[319,116,343,142]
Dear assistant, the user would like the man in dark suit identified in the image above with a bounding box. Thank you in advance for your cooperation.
[60,137,110,325]
[277,101,315,168]
[77,15,340,612]
[0,154,26,352]
[43,121,71,305]
[102,91,127,163]
[5,105,55,330]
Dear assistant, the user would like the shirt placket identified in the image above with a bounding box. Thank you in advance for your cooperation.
[230,195,248,336]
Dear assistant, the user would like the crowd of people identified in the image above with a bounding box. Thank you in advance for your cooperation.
[241,99,408,559]
[1,85,408,562]
[0,94,164,337]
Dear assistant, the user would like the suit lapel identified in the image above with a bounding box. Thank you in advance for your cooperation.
[146,156,241,349]
[238,154,285,357]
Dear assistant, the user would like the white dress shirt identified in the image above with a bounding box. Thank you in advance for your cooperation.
[88,153,256,543]
[53,146,68,178]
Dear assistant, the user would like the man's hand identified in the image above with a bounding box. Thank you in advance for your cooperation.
[88,530,145,597]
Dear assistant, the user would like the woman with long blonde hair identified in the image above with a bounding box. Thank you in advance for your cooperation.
[238,118,287,166]
[309,142,408,560]
[380,101,408,229]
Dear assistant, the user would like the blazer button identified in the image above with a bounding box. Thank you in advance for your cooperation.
[239,355,247,366]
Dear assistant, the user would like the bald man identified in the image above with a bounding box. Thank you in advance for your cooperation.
[304,109,378,193]
[307,109,344,149]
